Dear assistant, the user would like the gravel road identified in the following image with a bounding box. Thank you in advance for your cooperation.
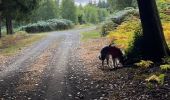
[0,27,100,100]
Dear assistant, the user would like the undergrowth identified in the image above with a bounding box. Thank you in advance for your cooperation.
[0,31,45,55]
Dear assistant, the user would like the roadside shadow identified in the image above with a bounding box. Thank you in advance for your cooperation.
[98,65,125,72]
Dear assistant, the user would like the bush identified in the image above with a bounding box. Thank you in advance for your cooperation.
[107,18,140,49]
[101,7,139,36]
[101,21,118,36]
[110,8,138,24]
[134,60,154,69]
[20,19,74,33]
[160,64,170,72]
[145,74,166,85]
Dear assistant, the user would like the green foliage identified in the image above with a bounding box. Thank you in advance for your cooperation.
[101,21,118,36]
[0,31,45,55]
[30,0,60,22]
[2,0,40,21]
[81,28,101,41]
[160,13,170,21]
[84,5,99,24]
[83,5,109,24]
[160,64,170,71]
[145,74,165,85]
[101,8,138,36]
[162,57,170,64]
[126,24,143,58]
[61,0,77,23]
[21,19,74,33]
[107,0,137,12]
[98,0,109,8]
[134,60,154,69]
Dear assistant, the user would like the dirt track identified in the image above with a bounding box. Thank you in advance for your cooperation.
[1,27,170,100]
[0,27,104,100]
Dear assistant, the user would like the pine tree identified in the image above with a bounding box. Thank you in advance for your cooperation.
[61,0,77,23]
[1,0,40,34]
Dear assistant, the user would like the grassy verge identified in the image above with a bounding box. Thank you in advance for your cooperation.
[81,27,101,41]
[76,24,94,29]
[0,31,46,56]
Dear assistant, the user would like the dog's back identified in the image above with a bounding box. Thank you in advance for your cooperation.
[99,45,124,64]
[108,46,123,58]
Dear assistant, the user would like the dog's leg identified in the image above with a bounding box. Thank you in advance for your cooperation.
[102,59,105,69]
[102,60,104,66]
[106,55,109,67]
[112,58,115,68]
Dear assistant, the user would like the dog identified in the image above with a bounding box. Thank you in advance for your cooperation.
[99,44,124,68]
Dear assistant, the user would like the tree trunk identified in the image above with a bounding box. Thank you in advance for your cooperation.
[0,0,2,38]
[137,0,169,60]
[6,15,13,35]
[0,13,1,38]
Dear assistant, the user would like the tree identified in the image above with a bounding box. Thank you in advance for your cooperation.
[61,0,77,23]
[0,0,2,38]
[2,0,40,34]
[107,0,136,12]
[98,8,109,22]
[84,5,99,24]
[136,0,169,60]
[30,0,60,22]
[77,4,85,24]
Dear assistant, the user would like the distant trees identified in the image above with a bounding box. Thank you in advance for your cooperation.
[0,0,110,37]
[61,0,77,23]
[1,0,40,35]
[98,0,109,8]
[80,4,109,24]
[30,0,60,22]
[107,0,137,12]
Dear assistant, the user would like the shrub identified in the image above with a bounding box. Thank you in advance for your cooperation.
[20,19,74,33]
[145,74,165,85]
[0,31,28,49]
[101,21,118,36]
[101,7,139,36]
[107,18,140,49]
[134,60,154,69]
[162,57,170,64]
[162,22,170,48]
[110,8,138,24]
[160,64,170,72]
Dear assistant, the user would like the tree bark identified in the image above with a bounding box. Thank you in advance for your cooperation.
[0,0,2,38]
[137,0,169,60]
[0,13,1,38]
[6,15,13,35]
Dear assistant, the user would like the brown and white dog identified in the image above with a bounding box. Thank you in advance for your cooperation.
[99,44,125,68]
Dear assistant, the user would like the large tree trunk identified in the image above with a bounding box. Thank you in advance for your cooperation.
[0,0,2,38]
[137,0,169,60]
[0,13,1,38]
[6,15,13,35]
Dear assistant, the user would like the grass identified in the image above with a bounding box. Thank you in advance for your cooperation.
[76,23,94,29]
[0,31,46,56]
[81,27,101,41]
